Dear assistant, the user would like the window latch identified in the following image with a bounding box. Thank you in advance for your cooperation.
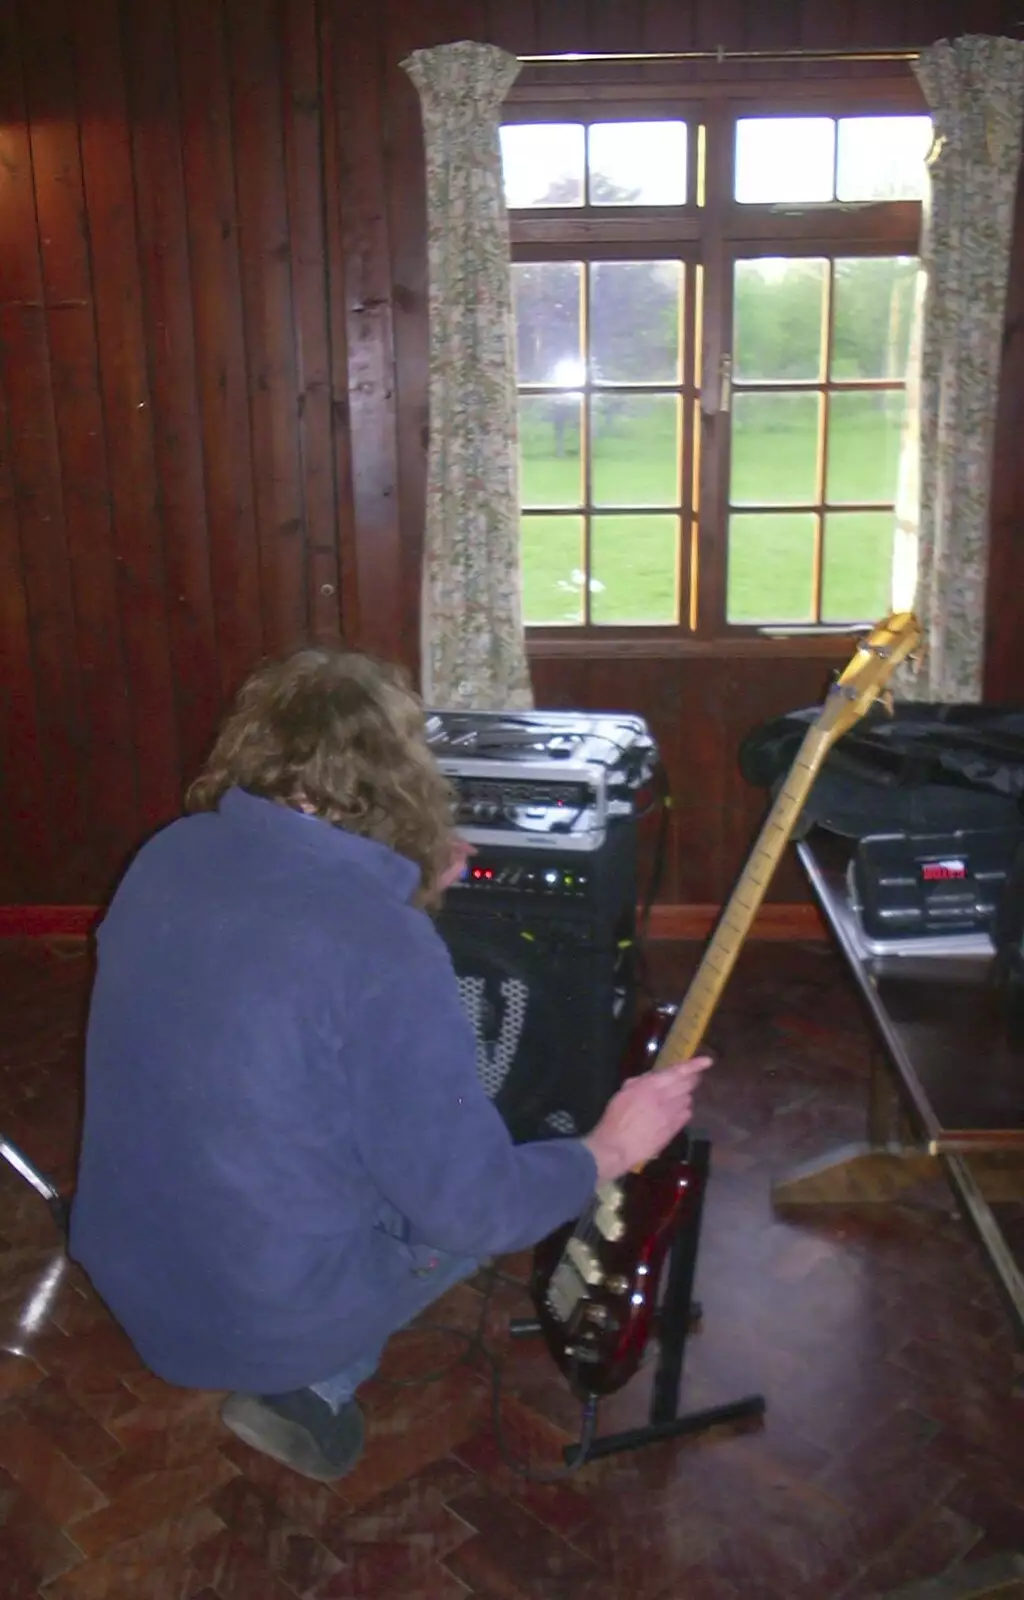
[701,353,733,416]
[719,353,733,414]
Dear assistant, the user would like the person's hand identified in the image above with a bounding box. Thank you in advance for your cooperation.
[438,834,476,892]
[582,1057,712,1184]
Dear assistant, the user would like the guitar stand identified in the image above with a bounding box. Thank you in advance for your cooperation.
[511,1135,766,1465]
[0,1134,68,1234]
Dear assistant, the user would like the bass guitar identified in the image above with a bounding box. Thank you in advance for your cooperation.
[530,611,921,1399]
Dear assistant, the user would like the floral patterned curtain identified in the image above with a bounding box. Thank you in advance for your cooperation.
[895,35,1024,701]
[402,41,533,711]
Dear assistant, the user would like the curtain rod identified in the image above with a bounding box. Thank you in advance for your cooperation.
[517,48,922,65]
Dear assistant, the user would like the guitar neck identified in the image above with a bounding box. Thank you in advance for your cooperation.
[655,723,832,1068]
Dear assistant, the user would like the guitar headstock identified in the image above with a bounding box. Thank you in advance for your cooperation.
[816,611,922,744]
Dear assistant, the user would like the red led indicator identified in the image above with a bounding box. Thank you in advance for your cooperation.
[921,859,967,881]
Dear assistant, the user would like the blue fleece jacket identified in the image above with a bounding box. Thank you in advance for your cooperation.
[69,787,596,1393]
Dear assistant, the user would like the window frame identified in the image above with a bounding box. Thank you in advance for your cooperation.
[504,75,928,649]
[719,244,919,630]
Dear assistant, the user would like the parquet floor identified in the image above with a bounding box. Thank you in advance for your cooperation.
[0,935,1022,1599]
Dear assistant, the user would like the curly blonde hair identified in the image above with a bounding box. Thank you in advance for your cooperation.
[186,649,454,908]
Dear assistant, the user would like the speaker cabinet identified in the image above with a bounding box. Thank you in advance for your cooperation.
[436,821,638,1143]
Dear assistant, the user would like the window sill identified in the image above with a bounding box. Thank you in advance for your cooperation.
[526,630,861,660]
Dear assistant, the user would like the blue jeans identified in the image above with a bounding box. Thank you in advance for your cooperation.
[309,1209,478,1413]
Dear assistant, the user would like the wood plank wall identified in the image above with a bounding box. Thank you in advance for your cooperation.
[0,0,1020,909]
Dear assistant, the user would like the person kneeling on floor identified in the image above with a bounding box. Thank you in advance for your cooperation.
[70,649,709,1481]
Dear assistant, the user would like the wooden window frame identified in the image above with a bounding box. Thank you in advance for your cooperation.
[505,74,927,651]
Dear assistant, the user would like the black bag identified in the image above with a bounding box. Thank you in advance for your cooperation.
[738,702,1024,839]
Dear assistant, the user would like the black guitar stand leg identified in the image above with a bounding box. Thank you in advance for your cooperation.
[565,1135,766,1465]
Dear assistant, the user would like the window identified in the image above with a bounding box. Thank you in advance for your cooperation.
[502,97,930,636]
[728,254,918,625]
[514,258,692,625]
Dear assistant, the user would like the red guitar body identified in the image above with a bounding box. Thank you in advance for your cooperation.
[529,1001,702,1399]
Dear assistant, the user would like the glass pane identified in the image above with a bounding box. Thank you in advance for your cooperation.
[591,261,682,384]
[521,515,585,624]
[837,116,932,202]
[592,394,679,507]
[591,516,678,623]
[827,392,906,505]
[727,514,816,623]
[512,262,582,385]
[832,257,919,380]
[519,395,582,508]
[731,393,821,506]
[735,118,835,204]
[734,258,827,381]
[500,124,585,208]
[588,121,687,205]
[822,511,895,621]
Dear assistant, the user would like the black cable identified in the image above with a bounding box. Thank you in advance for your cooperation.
[375,1264,599,1481]
[628,762,673,1006]
[637,762,672,945]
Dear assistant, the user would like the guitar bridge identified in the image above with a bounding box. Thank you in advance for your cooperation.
[546,1258,587,1323]
[594,1200,625,1242]
[566,1237,603,1285]
[593,1179,625,1242]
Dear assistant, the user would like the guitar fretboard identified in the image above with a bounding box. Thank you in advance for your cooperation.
[654,724,831,1069]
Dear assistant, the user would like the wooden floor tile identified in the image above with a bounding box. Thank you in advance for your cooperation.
[0,1414,107,1527]
[69,1452,238,1558]
[41,1504,226,1600]
[15,1378,122,1475]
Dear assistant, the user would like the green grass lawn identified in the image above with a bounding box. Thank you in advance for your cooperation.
[519,398,904,625]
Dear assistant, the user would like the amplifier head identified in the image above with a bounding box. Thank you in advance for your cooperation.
[428,707,659,852]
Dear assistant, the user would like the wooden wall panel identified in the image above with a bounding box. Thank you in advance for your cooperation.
[228,0,309,660]
[482,0,538,56]
[530,655,833,906]
[692,0,745,53]
[24,0,140,894]
[537,1,592,57]
[123,0,222,786]
[327,0,403,663]
[0,0,1021,910]
[175,0,266,705]
[281,0,346,650]
[74,0,185,836]
[0,6,92,898]
[316,0,360,645]
[801,0,853,50]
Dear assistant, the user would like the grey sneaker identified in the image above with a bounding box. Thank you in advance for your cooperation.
[220,1388,365,1481]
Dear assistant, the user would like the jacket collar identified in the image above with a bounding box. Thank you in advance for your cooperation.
[218,787,421,903]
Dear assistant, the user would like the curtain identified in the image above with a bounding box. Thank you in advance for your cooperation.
[402,41,533,711]
[894,35,1024,701]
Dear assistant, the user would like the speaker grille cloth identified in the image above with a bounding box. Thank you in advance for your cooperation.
[456,974,528,1100]
[543,1110,578,1135]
